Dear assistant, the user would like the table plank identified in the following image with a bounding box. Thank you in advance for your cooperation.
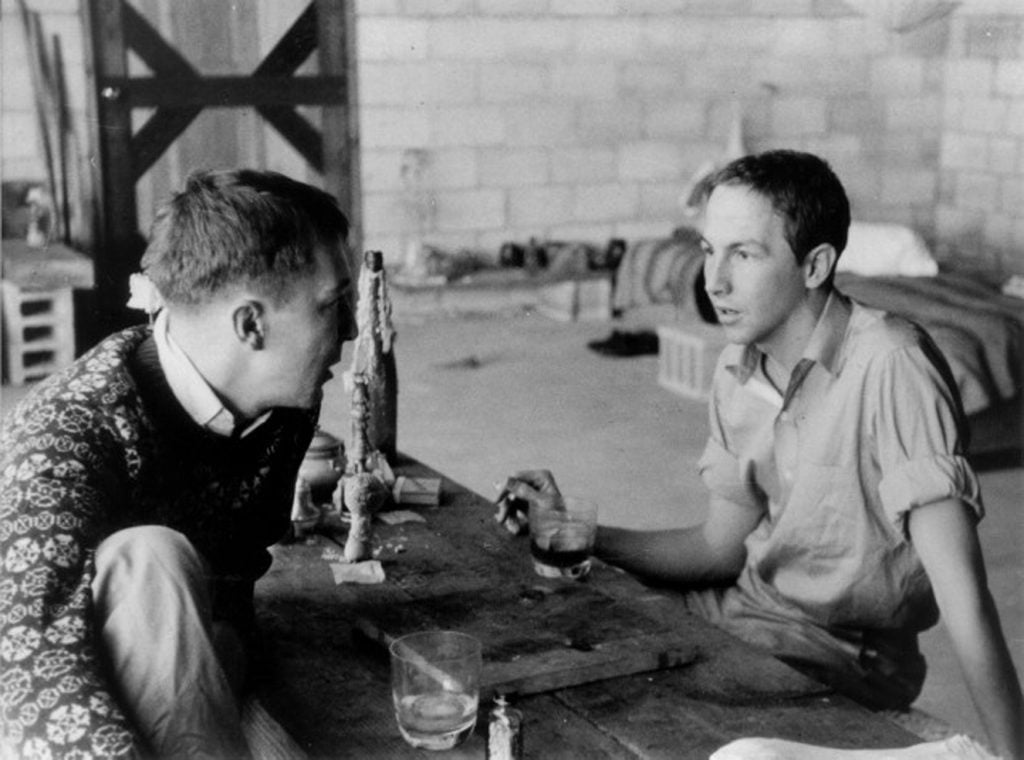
[354,583,700,699]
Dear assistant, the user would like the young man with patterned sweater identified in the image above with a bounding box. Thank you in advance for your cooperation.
[0,169,356,758]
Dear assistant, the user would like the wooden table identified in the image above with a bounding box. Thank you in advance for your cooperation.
[253,456,919,759]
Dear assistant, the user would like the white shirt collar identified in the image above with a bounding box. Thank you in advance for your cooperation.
[152,310,269,438]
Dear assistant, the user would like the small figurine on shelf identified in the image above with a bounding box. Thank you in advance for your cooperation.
[342,375,390,561]
[25,187,53,248]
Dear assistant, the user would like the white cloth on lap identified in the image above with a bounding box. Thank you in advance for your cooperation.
[711,734,998,760]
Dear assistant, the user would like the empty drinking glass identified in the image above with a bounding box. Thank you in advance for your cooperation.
[390,630,482,750]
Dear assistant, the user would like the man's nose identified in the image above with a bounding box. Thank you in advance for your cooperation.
[704,254,730,295]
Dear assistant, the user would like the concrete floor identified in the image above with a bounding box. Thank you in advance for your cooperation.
[2,304,1021,747]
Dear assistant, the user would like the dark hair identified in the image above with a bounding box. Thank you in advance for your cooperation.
[141,169,349,306]
[706,150,850,265]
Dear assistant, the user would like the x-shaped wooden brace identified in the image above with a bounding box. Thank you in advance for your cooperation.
[110,0,344,182]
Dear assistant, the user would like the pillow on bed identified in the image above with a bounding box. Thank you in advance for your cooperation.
[837,222,939,277]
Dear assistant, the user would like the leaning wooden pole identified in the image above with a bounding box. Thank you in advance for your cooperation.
[52,34,72,244]
[16,1,59,239]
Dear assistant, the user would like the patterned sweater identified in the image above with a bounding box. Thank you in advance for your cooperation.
[0,326,315,758]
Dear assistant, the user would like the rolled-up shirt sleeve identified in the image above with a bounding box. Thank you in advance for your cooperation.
[879,454,982,524]
[871,342,984,526]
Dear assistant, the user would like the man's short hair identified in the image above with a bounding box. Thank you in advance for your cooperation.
[141,169,349,307]
[706,150,850,265]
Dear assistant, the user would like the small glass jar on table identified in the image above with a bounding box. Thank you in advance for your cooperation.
[297,426,345,500]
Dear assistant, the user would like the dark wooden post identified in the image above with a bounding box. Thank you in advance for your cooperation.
[82,0,145,339]
[317,0,362,275]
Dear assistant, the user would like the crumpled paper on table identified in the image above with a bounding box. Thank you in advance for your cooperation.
[710,734,998,760]
[320,548,386,585]
[328,560,385,585]
[378,509,427,525]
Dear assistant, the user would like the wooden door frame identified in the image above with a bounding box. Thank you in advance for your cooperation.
[81,0,361,337]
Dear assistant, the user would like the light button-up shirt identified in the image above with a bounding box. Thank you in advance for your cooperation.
[698,292,983,641]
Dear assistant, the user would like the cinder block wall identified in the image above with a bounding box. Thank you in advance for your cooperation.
[3,0,1022,275]
[936,9,1024,273]
[356,0,1024,275]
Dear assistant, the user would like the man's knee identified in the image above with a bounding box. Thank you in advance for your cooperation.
[93,526,209,614]
[91,528,250,757]
[96,525,200,570]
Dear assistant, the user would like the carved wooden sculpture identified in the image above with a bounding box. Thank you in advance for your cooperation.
[343,375,389,561]
[350,250,397,461]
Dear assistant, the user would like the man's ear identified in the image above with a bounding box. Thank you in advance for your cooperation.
[232,301,266,350]
[803,244,837,289]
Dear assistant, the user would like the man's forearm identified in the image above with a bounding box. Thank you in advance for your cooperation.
[909,499,1024,759]
[945,589,1024,760]
[594,525,743,587]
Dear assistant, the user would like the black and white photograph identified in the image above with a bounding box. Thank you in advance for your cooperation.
[1,1,1022,758]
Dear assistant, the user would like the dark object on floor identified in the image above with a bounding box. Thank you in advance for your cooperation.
[436,354,485,370]
[587,329,659,357]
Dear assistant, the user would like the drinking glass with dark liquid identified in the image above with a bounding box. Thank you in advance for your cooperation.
[529,497,598,579]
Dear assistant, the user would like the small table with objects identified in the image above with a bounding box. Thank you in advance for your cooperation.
[1,239,94,385]
[253,455,920,759]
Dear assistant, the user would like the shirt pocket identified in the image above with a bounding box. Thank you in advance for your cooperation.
[760,463,867,618]
[775,463,859,565]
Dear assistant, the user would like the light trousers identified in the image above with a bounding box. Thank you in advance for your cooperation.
[682,585,925,711]
[91,526,252,759]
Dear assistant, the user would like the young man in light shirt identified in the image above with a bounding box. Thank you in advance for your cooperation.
[501,150,1023,759]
